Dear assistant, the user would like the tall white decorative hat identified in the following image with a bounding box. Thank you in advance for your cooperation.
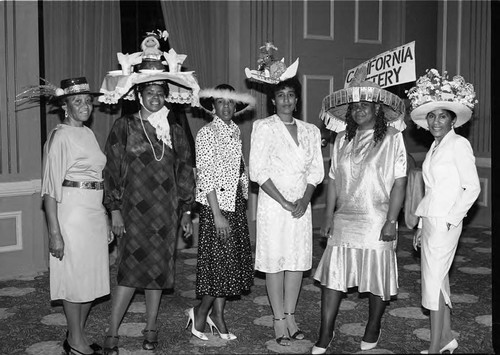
[407,68,477,129]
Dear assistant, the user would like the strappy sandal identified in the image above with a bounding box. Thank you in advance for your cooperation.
[284,312,305,340]
[274,317,291,346]
[142,329,158,350]
[103,335,119,355]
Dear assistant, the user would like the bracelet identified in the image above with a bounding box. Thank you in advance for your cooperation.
[387,219,396,224]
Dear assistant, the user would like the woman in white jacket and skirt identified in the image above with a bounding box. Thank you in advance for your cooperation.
[408,69,481,354]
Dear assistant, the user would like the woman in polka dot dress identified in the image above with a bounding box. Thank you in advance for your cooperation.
[186,84,256,340]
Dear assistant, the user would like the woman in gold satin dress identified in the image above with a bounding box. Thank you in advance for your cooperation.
[312,68,407,354]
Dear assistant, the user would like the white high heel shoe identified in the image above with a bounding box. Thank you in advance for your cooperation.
[185,308,208,341]
[421,339,458,354]
[360,331,381,351]
[206,315,237,340]
[311,332,335,354]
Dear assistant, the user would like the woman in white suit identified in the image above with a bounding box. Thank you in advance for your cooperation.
[408,69,480,354]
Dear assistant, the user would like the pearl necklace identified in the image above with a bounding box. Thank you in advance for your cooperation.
[282,118,295,126]
[139,111,165,161]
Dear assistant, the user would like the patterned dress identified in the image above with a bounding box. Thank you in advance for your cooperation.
[249,115,324,273]
[314,127,407,300]
[41,124,110,302]
[104,112,195,289]
[195,117,253,297]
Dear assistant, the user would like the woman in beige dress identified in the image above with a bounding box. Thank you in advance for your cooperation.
[409,69,480,354]
[39,77,111,355]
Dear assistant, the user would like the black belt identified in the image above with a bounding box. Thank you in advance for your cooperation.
[62,179,104,190]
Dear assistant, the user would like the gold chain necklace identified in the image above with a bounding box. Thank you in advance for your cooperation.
[139,111,165,161]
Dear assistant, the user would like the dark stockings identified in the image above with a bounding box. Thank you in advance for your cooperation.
[194,295,228,334]
[362,293,387,342]
[316,288,343,348]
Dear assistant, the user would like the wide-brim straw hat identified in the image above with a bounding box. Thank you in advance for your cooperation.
[320,67,406,133]
[407,69,477,130]
[198,85,256,116]
[56,77,103,100]
[15,76,102,105]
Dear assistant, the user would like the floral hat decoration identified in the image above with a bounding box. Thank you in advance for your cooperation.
[198,84,256,117]
[407,68,478,129]
[244,42,299,85]
[16,77,103,105]
[320,65,406,133]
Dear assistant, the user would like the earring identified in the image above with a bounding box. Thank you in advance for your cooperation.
[64,110,68,118]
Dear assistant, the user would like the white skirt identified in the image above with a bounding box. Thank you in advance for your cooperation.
[49,187,110,302]
[420,217,462,311]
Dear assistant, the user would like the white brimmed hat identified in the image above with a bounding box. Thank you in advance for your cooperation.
[407,69,477,129]
[320,66,406,132]
[199,84,256,116]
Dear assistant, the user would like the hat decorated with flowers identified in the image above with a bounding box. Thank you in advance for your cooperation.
[407,68,477,129]
[199,84,256,117]
[244,42,299,85]
[320,66,406,132]
[15,77,102,105]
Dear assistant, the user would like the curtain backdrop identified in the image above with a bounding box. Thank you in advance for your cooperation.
[43,1,122,148]
[160,1,230,135]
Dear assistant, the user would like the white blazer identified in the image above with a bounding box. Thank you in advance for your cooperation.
[415,130,480,226]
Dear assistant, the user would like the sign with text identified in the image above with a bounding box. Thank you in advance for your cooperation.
[344,41,416,89]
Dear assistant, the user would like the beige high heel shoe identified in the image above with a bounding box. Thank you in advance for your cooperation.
[185,308,208,341]
[311,332,335,354]
[206,315,237,340]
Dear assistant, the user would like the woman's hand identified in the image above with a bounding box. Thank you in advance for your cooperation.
[111,210,126,237]
[181,213,193,238]
[380,220,397,242]
[49,232,65,260]
[320,219,334,238]
[292,198,308,219]
[281,200,296,212]
[413,228,422,251]
[213,213,231,242]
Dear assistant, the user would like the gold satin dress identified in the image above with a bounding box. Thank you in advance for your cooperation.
[314,127,407,300]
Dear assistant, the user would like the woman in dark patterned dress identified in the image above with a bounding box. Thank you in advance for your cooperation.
[102,79,195,354]
[186,84,255,340]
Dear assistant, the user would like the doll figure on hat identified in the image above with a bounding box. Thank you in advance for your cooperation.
[245,42,299,85]
[257,42,287,80]
[141,29,169,60]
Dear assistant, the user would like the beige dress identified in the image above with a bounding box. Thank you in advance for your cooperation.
[314,127,407,300]
[41,124,109,302]
[249,115,324,273]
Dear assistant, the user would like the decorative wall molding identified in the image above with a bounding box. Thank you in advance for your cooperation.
[0,211,23,253]
[302,74,334,123]
[303,0,334,40]
[354,0,382,44]
[0,179,42,197]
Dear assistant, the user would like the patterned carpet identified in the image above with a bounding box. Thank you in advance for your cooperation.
[0,225,493,354]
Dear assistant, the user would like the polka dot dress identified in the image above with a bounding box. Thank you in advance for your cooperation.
[196,163,253,297]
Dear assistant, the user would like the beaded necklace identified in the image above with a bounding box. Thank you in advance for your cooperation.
[139,111,165,161]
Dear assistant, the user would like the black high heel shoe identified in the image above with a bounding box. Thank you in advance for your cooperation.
[65,331,102,353]
[284,312,305,340]
[63,339,99,355]
[102,335,119,355]
[142,329,158,350]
